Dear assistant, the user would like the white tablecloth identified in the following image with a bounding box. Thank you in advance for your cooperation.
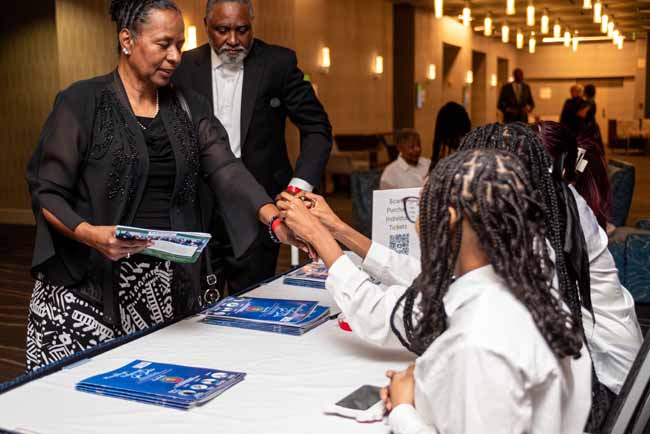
[0,273,414,434]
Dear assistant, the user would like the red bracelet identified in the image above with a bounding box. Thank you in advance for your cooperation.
[271,217,283,232]
[286,185,302,195]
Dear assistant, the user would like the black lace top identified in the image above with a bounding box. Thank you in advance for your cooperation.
[132,115,176,230]
[26,71,271,324]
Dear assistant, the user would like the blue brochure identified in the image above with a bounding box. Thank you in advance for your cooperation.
[202,297,330,335]
[282,262,328,289]
[76,360,245,409]
[203,305,330,336]
[203,296,318,325]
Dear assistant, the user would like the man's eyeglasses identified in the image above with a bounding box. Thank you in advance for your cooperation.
[402,196,419,223]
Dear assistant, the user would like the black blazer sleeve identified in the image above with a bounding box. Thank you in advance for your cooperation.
[497,84,510,113]
[281,51,332,187]
[191,95,272,258]
[525,84,535,110]
[26,88,92,282]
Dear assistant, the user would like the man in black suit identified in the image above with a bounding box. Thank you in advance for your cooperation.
[497,68,535,123]
[173,0,332,290]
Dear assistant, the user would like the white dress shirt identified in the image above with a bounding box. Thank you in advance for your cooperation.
[380,156,431,190]
[211,49,244,158]
[328,185,642,394]
[569,185,643,394]
[210,50,314,192]
[327,262,592,434]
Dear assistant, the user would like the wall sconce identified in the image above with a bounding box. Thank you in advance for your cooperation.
[373,55,384,77]
[564,30,571,47]
[502,23,510,43]
[466,70,474,84]
[434,0,443,19]
[185,25,197,51]
[427,64,437,81]
[490,73,498,87]
[320,47,331,74]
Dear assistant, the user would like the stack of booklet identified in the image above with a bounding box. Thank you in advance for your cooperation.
[115,225,211,263]
[76,360,245,410]
[202,296,330,336]
[282,262,328,289]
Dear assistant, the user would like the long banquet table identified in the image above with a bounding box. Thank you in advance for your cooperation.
[0,268,413,434]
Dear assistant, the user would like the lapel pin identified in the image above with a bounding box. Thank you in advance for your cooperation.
[270,98,281,108]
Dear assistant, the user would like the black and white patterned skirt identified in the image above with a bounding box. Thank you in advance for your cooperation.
[26,257,175,372]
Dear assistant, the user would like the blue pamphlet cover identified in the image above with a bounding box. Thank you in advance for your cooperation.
[282,262,328,289]
[204,296,318,325]
[76,360,245,408]
[203,305,330,336]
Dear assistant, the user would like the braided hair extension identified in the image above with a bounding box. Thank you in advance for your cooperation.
[389,149,583,359]
[457,123,589,331]
[109,0,180,53]
[536,121,592,317]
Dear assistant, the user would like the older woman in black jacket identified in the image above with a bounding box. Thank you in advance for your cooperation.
[25,0,300,370]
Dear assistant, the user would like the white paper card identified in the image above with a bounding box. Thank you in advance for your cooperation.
[372,187,421,259]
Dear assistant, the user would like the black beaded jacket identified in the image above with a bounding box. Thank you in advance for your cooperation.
[26,71,271,324]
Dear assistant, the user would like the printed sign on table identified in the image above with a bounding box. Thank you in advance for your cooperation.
[372,187,421,259]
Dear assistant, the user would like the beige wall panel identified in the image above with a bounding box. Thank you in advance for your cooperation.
[294,0,393,136]
[56,0,116,89]
[414,12,518,157]
[520,41,641,79]
[0,3,60,212]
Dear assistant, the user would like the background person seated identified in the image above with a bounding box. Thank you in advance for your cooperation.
[379,129,430,190]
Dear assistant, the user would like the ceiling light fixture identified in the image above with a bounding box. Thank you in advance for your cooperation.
[527,2,535,26]
[594,1,602,23]
[541,10,549,34]
[516,29,525,48]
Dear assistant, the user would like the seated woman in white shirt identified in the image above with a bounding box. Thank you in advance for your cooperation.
[536,121,643,396]
[277,149,592,434]
[294,122,637,430]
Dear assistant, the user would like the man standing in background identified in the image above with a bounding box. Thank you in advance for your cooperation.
[497,68,535,123]
[560,84,583,131]
[173,0,332,290]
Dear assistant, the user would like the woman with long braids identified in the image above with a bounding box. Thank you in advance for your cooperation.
[25,0,304,370]
[278,149,591,433]
[537,121,642,394]
[458,122,622,432]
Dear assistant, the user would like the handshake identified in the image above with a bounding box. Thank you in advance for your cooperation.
[273,190,345,263]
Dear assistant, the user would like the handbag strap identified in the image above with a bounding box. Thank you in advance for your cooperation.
[173,86,222,307]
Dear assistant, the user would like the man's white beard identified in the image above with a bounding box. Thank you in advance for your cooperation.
[218,47,249,65]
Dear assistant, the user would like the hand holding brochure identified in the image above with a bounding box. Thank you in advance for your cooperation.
[115,225,211,263]
[76,360,245,410]
[203,296,330,335]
